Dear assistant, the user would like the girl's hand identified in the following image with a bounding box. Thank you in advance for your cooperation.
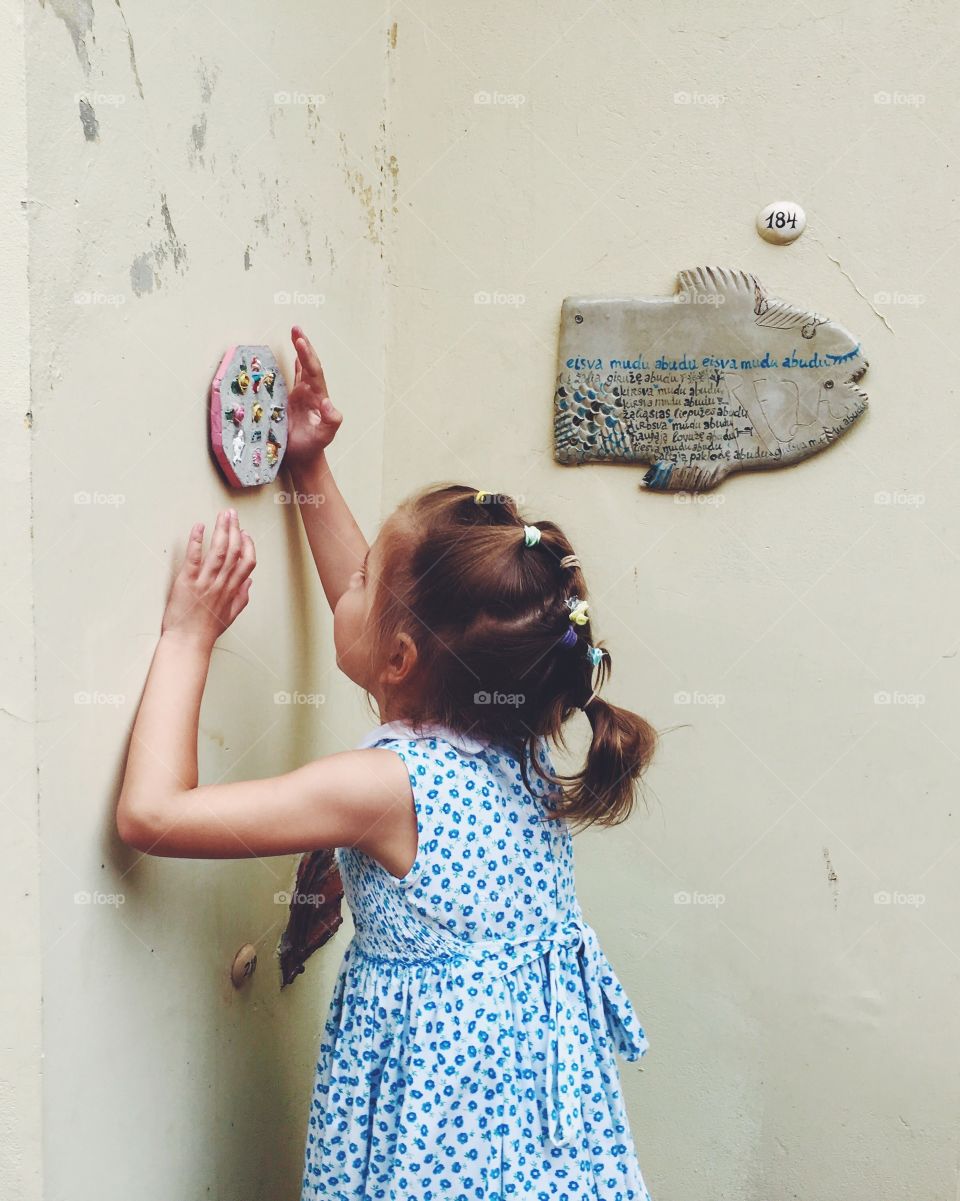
[161,510,256,649]
[284,325,343,471]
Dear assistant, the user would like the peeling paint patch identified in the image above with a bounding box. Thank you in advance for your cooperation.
[823,846,839,910]
[158,193,188,271]
[388,21,398,49]
[306,101,325,143]
[188,63,219,169]
[44,0,95,73]
[130,253,155,295]
[189,112,208,167]
[338,132,381,246]
[244,246,252,271]
[387,153,399,216]
[114,0,144,98]
[198,60,219,104]
[298,211,313,267]
[78,97,99,141]
[131,194,187,295]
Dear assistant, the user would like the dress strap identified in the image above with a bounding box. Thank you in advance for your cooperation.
[462,915,649,1148]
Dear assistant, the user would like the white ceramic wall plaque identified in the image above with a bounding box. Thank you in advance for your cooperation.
[553,267,868,492]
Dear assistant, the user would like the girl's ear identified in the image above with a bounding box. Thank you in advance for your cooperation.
[383,631,418,687]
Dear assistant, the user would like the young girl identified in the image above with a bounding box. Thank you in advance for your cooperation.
[117,326,660,1201]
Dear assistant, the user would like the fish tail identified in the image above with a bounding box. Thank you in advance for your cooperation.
[643,460,724,492]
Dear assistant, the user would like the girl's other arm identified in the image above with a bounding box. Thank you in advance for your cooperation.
[116,510,416,866]
[121,745,415,863]
[285,326,368,614]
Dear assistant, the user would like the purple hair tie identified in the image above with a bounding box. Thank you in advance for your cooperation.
[560,625,578,647]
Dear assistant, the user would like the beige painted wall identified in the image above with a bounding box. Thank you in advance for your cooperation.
[1,4,40,1200]
[5,1,958,1198]
[12,1,392,1198]
[383,3,960,1199]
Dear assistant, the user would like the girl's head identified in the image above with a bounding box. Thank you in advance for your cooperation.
[335,484,658,831]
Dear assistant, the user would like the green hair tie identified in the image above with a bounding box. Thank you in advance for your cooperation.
[523,524,542,547]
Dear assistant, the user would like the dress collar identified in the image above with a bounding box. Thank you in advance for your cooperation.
[355,719,491,756]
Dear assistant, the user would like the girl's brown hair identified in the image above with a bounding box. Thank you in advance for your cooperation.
[361,484,659,833]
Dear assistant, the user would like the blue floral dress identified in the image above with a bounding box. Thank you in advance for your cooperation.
[300,720,654,1201]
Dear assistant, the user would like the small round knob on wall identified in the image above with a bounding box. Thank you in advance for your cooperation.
[231,943,258,988]
[757,200,806,244]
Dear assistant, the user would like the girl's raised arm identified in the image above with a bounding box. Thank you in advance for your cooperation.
[285,325,368,613]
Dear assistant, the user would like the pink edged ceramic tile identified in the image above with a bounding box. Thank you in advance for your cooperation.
[210,345,289,487]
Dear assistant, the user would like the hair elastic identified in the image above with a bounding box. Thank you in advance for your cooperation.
[522,524,542,547]
[566,596,589,625]
[559,553,580,569]
[560,624,578,647]
[474,490,489,504]
[581,645,606,709]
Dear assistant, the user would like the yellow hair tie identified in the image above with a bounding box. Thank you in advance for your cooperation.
[566,598,590,625]
[474,490,488,504]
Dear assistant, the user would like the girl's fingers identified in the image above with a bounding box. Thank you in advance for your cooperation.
[224,530,256,593]
[290,325,311,369]
[294,331,325,382]
[217,510,243,585]
[320,393,343,426]
[200,510,233,584]
[184,522,205,574]
[227,576,253,625]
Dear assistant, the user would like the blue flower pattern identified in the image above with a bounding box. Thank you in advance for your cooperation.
[301,720,654,1200]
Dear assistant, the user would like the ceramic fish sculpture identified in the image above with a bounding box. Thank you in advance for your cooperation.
[554,266,869,492]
